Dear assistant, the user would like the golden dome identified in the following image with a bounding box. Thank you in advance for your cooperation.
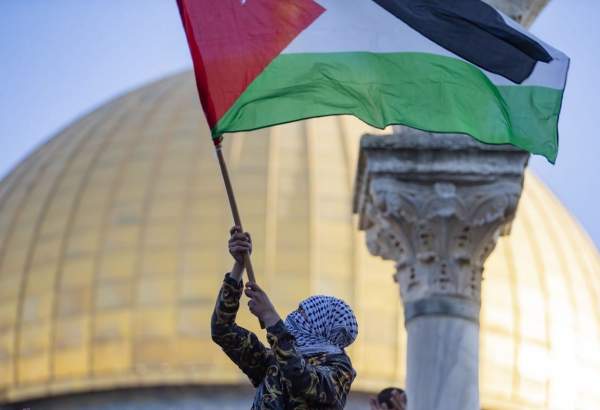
[0,72,599,409]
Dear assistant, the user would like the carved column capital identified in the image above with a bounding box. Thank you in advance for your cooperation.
[354,127,529,320]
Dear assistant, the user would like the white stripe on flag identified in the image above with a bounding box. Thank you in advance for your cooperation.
[282,0,568,89]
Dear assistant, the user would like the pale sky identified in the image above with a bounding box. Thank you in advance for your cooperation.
[0,0,598,246]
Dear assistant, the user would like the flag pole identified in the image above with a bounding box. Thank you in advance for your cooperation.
[214,138,264,329]
[213,136,257,284]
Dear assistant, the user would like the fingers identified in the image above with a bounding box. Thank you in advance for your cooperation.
[228,230,252,258]
[229,238,251,251]
[229,239,250,246]
[244,287,267,302]
[229,243,251,253]
[244,283,267,306]
[229,238,251,247]
[230,233,249,242]
[228,232,252,257]
[247,299,260,316]
[229,227,251,241]
[245,282,263,292]
[247,298,262,313]
[244,288,259,299]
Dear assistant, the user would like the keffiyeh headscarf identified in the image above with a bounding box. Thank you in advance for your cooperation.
[284,295,358,356]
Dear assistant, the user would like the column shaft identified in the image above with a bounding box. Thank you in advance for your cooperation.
[406,316,479,410]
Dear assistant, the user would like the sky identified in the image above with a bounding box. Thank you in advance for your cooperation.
[0,0,599,247]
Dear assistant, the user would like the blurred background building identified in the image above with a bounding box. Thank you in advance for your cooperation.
[1,1,600,409]
[0,72,599,409]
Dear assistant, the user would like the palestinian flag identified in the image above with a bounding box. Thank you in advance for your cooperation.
[177,0,569,162]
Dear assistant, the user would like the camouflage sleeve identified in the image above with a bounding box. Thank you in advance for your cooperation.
[211,274,272,387]
[266,321,355,408]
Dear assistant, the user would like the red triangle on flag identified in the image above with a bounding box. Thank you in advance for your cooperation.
[178,0,325,130]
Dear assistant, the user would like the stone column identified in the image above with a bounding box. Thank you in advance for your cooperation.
[353,127,529,410]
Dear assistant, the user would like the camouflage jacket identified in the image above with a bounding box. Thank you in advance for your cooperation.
[211,274,356,409]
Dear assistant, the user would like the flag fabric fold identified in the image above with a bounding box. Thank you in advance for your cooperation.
[177,0,569,162]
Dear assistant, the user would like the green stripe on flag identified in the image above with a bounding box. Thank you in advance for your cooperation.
[214,52,563,162]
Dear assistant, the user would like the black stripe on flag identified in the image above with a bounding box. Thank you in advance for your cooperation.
[371,0,552,83]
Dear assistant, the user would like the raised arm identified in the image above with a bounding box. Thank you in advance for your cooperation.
[210,227,272,386]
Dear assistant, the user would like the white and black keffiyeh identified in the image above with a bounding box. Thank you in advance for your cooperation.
[284,295,358,356]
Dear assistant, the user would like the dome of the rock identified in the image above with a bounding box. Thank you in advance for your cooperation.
[0,72,598,409]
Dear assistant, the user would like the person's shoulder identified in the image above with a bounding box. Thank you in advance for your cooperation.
[330,351,352,365]
[325,352,356,378]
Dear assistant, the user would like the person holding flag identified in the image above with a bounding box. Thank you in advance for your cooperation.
[211,227,359,409]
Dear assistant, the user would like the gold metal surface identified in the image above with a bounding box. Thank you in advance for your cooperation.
[0,72,598,409]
